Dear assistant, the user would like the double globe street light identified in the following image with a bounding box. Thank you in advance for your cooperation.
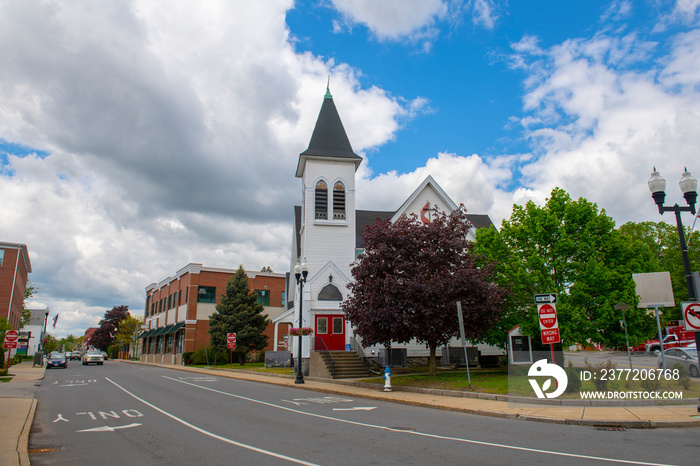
[648,167,699,389]
[648,167,698,303]
[294,259,309,384]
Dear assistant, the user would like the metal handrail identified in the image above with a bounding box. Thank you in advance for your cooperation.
[349,336,382,375]
[314,337,336,377]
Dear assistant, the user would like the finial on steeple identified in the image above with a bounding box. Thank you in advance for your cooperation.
[324,75,332,99]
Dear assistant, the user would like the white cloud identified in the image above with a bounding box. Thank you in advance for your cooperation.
[0,0,412,338]
[329,0,448,40]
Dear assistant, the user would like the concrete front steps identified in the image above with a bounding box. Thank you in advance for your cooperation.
[309,350,371,379]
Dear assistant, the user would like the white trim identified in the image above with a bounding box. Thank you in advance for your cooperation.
[308,262,351,287]
[391,175,458,223]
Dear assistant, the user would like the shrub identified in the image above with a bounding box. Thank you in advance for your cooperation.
[584,358,616,391]
[189,347,233,365]
[672,363,692,390]
[564,361,581,393]
[182,352,194,365]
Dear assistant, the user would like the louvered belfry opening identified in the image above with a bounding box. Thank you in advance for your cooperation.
[333,182,345,220]
[315,180,328,219]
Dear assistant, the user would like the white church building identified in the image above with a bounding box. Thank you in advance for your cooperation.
[273,87,503,375]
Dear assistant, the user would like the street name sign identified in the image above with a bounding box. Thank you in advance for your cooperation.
[681,302,700,331]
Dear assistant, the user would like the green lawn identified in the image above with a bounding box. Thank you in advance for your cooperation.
[360,367,700,399]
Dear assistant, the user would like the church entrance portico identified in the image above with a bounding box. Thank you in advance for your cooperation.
[314,314,345,351]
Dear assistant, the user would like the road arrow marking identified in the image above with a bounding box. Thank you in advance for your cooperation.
[76,423,141,432]
[332,407,377,411]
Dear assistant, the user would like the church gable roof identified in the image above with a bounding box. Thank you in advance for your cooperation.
[296,92,362,177]
[390,175,458,223]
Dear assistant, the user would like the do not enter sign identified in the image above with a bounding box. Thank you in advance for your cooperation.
[227,333,237,349]
[538,304,558,329]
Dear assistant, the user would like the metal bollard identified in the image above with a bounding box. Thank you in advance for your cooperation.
[383,366,392,392]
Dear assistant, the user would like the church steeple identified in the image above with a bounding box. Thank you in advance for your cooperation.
[295,88,362,178]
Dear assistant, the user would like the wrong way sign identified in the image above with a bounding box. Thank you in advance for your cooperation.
[682,302,700,331]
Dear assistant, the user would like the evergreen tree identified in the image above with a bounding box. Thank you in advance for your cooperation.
[209,266,269,365]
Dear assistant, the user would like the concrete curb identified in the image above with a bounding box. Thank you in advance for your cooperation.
[123,361,700,428]
[18,399,36,466]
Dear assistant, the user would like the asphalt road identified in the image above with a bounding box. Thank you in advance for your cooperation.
[29,361,700,465]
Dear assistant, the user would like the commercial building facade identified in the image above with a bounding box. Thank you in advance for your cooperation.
[0,241,32,330]
[141,263,287,365]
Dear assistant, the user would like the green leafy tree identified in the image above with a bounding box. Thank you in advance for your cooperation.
[343,206,507,376]
[115,315,144,356]
[209,266,269,365]
[21,283,37,327]
[0,317,11,369]
[474,188,657,350]
[618,221,699,322]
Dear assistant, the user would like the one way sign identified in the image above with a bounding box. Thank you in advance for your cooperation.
[534,293,557,304]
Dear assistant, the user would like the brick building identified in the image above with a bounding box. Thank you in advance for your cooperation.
[141,263,288,365]
[0,242,32,330]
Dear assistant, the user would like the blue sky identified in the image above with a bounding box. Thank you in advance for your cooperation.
[1,0,699,338]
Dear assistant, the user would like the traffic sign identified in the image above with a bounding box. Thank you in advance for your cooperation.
[534,293,557,304]
[538,303,561,344]
[682,302,700,331]
[541,328,561,344]
[3,330,19,349]
[227,333,237,349]
[538,304,558,329]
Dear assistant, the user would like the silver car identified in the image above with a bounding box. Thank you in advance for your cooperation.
[657,347,699,377]
[82,350,104,366]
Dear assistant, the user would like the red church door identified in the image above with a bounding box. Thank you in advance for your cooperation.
[314,315,345,351]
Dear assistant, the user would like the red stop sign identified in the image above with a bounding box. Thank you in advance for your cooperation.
[538,304,557,328]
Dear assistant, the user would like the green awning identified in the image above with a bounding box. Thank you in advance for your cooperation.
[139,329,155,339]
[164,322,185,334]
[151,325,172,337]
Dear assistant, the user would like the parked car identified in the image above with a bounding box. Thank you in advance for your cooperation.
[657,347,699,377]
[82,350,104,366]
[47,351,68,369]
[70,351,82,360]
[101,351,109,361]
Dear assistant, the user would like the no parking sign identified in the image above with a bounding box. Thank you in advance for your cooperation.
[682,302,700,332]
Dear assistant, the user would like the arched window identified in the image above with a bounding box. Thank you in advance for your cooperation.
[318,283,343,301]
[315,181,328,219]
[333,182,345,220]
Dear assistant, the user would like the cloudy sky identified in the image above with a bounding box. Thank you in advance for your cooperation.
[2,0,700,338]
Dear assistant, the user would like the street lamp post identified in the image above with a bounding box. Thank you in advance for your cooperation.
[294,259,309,384]
[647,167,699,377]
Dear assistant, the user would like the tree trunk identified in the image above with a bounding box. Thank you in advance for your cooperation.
[238,351,246,365]
[428,344,437,376]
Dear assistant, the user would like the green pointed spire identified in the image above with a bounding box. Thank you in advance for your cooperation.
[324,75,332,99]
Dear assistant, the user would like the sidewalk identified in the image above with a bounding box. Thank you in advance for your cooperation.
[2,360,700,466]
[0,362,44,466]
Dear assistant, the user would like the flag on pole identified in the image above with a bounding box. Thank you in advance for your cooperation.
[52,314,59,329]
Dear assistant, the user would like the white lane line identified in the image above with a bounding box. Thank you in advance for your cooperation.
[105,377,318,466]
[163,376,676,466]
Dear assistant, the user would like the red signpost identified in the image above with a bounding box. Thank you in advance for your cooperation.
[4,330,19,372]
[536,294,560,366]
[227,333,237,364]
